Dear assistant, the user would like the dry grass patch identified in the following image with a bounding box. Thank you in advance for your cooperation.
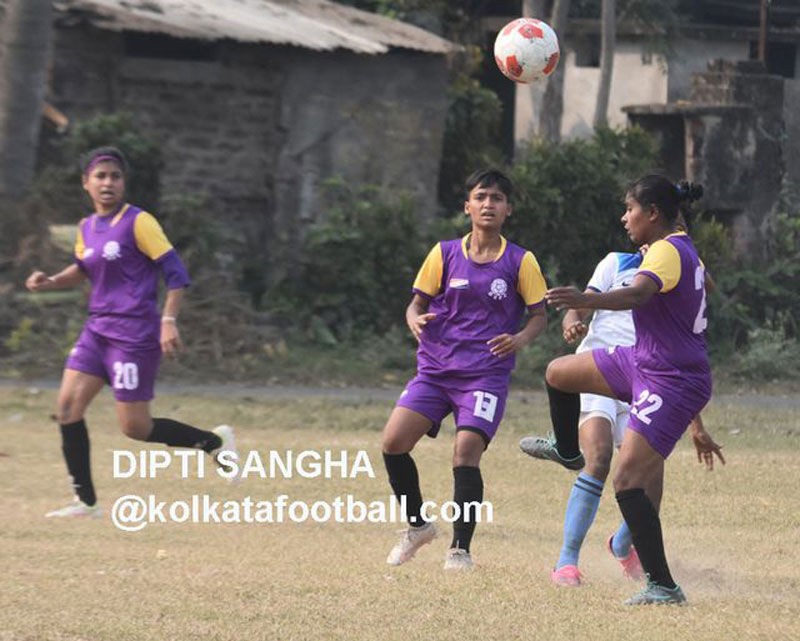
[1,387,798,641]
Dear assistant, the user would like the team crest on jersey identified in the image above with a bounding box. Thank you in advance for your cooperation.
[488,278,508,300]
[102,241,122,261]
[449,278,469,289]
[83,248,94,259]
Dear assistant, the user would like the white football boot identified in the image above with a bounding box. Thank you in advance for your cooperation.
[211,425,242,485]
[386,522,438,566]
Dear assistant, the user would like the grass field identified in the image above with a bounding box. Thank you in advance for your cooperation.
[2,385,799,641]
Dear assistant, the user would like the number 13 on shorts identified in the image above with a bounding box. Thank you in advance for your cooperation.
[473,391,498,422]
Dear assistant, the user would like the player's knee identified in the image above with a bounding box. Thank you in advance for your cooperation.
[587,444,613,477]
[613,463,638,493]
[452,438,484,467]
[382,433,411,455]
[56,397,78,424]
[545,358,569,389]
[585,458,611,482]
[120,418,151,441]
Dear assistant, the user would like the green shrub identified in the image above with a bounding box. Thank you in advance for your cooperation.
[506,126,658,287]
[728,327,800,381]
[438,47,505,212]
[698,182,800,354]
[269,179,452,342]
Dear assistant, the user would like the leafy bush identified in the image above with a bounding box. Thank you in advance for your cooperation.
[269,179,454,342]
[696,182,800,357]
[506,126,658,287]
[728,328,800,381]
[437,47,505,212]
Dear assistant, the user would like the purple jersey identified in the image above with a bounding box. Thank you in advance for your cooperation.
[412,235,546,378]
[634,232,709,376]
[75,204,190,348]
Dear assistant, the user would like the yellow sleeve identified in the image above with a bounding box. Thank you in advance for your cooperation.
[133,211,174,260]
[517,251,547,307]
[639,240,681,293]
[74,221,85,260]
[412,243,444,298]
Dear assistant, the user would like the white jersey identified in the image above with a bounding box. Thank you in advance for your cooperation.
[576,252,642,354]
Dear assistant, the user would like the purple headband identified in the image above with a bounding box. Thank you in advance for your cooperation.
[84,154,123,175]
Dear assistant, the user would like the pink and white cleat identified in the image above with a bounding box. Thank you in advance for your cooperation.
[551,564,582,587]
[607,535,644,581]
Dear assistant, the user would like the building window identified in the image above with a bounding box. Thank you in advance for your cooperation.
[748,40,797,78]
[574,35,601,68]
[123,32,218,61]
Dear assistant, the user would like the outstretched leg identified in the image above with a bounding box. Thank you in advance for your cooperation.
[521,351,616,469]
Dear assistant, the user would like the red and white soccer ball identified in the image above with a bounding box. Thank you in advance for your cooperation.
[494,18,560,83]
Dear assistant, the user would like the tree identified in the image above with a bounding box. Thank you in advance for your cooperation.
[0,0,54,201]
[593,0,616,128]
[539,0,571,142]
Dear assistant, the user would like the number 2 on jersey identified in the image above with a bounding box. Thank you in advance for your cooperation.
[693,265,708,334]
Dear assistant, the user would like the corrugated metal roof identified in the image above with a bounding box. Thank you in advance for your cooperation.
[54,0,455,54]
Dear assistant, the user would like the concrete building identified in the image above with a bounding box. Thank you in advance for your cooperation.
[482,1,800,256]
[507,18,800,144]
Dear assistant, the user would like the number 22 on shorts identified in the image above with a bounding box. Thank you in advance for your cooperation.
[630,389,662,425]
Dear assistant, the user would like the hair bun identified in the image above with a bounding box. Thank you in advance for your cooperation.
[676,180,703,203]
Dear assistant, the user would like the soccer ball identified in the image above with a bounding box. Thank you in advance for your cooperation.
[494,18,560,83]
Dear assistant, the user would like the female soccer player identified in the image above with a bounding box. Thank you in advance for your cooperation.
[522,247,717,588]
[381,169,548,570]
[25,146,238,518]
[522,249,645,587]
[523,175,724,604]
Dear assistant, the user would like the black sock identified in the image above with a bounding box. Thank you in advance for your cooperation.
[60,419,96,506]
[450,466,483,553]
[147,418,222,453]
[546,382,581,459]
[383,452,425,527]
[616,488,677,589]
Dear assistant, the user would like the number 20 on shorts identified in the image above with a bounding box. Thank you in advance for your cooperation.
[113,361,139,390]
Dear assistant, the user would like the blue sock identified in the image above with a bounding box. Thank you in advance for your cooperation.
[611,519,633,558]
[556,473,603,569]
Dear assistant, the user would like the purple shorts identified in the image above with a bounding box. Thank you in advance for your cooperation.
[395,374,509,444]
[593,346,711,458]
[65,327,161,402]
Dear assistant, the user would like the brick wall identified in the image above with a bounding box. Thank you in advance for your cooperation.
[46,24,449,281]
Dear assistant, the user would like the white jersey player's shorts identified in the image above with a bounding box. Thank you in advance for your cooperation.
[579,393,630,449]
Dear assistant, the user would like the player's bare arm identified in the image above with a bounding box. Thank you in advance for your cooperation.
[405,294,435,343]
[488,305,547,358]
[547,274,659,312]
[25,264,86,292]
[160,287,184,358]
